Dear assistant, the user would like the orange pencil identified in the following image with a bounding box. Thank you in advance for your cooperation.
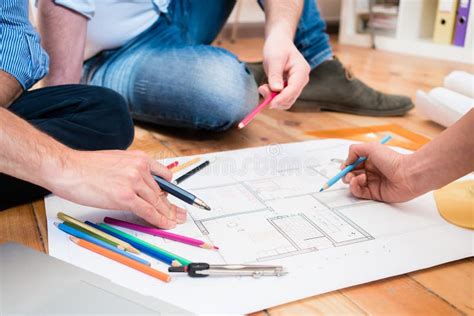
[70,236,171,283]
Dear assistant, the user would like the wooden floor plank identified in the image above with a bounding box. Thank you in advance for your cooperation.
[409,260,474,316]
[0,203,45,252]
[32,200,48,253]
[341,275,464,315]
[267,291,366,316]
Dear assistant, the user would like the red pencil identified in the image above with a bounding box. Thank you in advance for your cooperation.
[238,91,279,129]
[166,161,179,169]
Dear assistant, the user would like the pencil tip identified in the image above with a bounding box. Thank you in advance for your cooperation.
[237,122,245,129]
[213,246,219,250]
[319,188,324,192]
[194,198,211,211]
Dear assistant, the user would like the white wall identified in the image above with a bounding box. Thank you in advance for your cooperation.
[229,0,342,23]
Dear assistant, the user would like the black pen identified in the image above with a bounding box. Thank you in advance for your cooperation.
[153,175,211,211]
[173,160,210,184]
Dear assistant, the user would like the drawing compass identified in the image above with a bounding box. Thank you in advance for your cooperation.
[168,263,287,278]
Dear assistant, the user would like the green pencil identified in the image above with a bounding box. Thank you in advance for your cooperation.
[98,223,192,266]
[62,221,125,250]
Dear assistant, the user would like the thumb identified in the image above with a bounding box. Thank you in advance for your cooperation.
[265,55,286,92]
[258,84,272,99]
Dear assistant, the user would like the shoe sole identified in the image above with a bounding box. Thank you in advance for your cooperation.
[294,99,415,117]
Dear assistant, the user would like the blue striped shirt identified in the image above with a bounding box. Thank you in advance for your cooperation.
[0,0,48,90]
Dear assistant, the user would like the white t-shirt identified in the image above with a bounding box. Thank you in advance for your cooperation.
[34,0,171,59]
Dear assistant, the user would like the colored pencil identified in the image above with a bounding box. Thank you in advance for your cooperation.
[61,220,124,250]
[98,222,192,266]
[104,217,219,250]
[57,212,140,254]
[173,160,210,185]
[85,221,179,266]
[319,135,393,192]
[153,175,211,210]
[166,161,179,169]
[55,222,150,266]
[70,237,171,283]
[170,157,201,174]
[238,91,279,129]
[86,221,191,266]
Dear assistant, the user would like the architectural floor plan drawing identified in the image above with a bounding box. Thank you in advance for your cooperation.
[187,178,375,263]
[45,139,474,314]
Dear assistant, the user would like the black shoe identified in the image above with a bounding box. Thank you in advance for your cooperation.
[246,57,414,116]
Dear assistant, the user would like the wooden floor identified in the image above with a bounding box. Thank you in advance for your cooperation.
[1,38,473,315]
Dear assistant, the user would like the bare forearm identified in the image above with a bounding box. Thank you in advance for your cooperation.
[0,70,23,108]
[407,109,474,194]
[37,0,87,86]
[0,107,73,190]
[264,0,303,39]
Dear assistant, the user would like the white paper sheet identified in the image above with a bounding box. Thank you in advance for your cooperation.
[45,139,474,314]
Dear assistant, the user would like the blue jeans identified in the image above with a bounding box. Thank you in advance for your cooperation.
[83,0,332,131]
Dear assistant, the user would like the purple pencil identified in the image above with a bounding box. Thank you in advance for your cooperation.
[104,217,219,250]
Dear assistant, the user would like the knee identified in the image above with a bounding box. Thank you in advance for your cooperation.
[82,86,135,149]
[194,54,259,131]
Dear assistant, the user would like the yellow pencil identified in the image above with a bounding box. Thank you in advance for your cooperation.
[169,157,201,174]
[57,212,139,254]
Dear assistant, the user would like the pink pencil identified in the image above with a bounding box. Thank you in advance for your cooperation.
[104,217,219,250]
[238,91,278,129]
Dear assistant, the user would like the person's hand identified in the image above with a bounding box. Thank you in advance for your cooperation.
[259,31,310,110]
[342,143,419,203]
[49,149,187,229]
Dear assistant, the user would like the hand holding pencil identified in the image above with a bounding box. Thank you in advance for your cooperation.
[339,136,421,203]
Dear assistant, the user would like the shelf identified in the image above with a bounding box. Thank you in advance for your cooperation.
[374,36,474,63]
[339,0,474,64]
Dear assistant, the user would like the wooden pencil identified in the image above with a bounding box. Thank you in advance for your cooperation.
[62,221,125,250]
[169,157,201,174]
[96,222,192,266]
[57,212,139,254]
[70,237,171,283]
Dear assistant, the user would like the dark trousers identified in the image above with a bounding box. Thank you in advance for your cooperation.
[0,85,134,211]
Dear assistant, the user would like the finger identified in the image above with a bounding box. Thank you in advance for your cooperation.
[176,206,187,224]
[131,196,176,229]
[349,174,372,200]
[345,143,380,166]
[258,84,272,99]
[155,190,178,221]
[135,179,162,210]
[149,159,172,181]
[265,55,286,92]
[342,170,365,184]
[270,54,309,109]
[270,67,308,110]
[136,180,177,222]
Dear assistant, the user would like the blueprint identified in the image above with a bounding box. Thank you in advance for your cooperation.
[45,139,474,314]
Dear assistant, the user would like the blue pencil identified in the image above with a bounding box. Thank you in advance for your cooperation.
[85,221,179,266]
[319,135,393,192]
[55,222,151,266]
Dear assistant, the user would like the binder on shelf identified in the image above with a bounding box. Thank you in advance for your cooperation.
[433,0,459,45]
[454,0,471,46]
